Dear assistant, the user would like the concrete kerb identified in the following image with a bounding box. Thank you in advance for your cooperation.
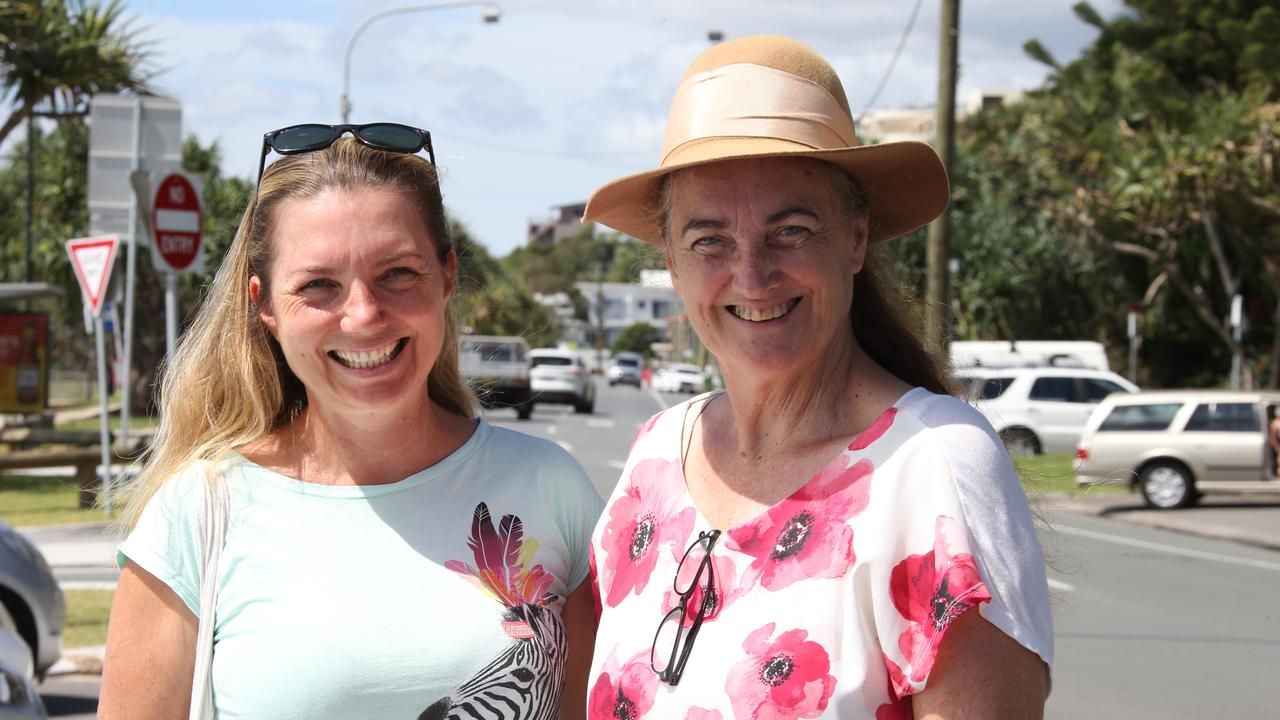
[48,645,104,676]
[1040,491,1280,553]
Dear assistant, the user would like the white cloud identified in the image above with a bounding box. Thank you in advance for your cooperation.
[109,0,1123,256]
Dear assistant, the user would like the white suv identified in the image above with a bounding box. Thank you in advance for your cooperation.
[956,365,1138,455]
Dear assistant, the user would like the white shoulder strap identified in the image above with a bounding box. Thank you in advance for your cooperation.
[189,471,228,720]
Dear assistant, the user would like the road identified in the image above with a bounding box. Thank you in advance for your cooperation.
[28,380,1280,717]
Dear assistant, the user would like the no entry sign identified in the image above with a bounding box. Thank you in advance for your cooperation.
[151,172,203,272]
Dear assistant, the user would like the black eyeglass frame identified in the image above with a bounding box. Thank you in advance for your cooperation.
[255,122,436,187]
[650,529,721,686]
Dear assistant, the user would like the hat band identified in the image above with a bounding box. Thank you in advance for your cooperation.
[660,62,859,165]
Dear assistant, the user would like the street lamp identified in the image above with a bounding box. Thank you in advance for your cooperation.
[341,1,502,123]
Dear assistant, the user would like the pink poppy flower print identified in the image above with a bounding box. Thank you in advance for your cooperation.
[849,407,897,451]
[726,623,836,720]
[886,515,991,694]
[725,457,873,592]
[588,650,659,720]
[630,413,662,452]
[599,458,695,607]
[661,550,740,626]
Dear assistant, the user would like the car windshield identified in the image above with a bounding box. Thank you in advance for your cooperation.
[463,342,524,362]
[614,357,640,368]
[531,356,573,367]
[1098,402,1183,431]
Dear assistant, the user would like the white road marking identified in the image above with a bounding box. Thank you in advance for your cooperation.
[648,388,669,410]
[607,460,627,471]
[587,418,616,428]
[555,440,574,453]
[1047,578,1076,593]
[1056,524,1280,573]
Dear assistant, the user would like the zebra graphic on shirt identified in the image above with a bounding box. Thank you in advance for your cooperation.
[423,502,570,719]
[418,603,567,720]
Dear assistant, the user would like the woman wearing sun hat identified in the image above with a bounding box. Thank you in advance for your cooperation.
[583,35,1052,718]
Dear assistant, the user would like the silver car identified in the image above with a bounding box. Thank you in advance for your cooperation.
[1075,390,1280,508]
[529,349,596,413]
[0,521,64,679]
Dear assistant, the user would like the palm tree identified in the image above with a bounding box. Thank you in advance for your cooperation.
[0,0,152,144]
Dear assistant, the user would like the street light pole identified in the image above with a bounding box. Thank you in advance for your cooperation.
[341,1,501,123]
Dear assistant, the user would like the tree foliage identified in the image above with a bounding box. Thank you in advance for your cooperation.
[0,0,151,145]
[610,322,659,357]
[975,0,1280,387]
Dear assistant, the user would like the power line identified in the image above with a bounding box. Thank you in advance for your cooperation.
[858,0,927,119]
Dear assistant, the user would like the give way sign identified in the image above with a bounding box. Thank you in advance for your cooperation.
[66,235,120,317]
[151,172,204,272]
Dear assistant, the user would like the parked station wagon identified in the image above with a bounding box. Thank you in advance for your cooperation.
[1075,390,1280,508]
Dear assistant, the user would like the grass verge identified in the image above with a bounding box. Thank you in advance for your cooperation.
[0,474,110,527]
[1015,453,1126,495]
[64,589,114,648]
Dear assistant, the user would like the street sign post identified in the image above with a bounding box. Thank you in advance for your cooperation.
[88,93,182,454]
[65,235,121,515]
[147,172,204,354]
[151,172,204,273]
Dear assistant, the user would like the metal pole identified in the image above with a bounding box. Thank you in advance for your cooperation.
[165,272,178,354]
[341,1,500,122]
[1127,309,1138,385]
[24,114,34,284]
[95,314,112,515]
[120,97,142,451]
[925,0,960,352]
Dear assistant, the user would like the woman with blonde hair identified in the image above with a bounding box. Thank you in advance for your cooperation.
[100,125,601,719]
[583,37,1052,718]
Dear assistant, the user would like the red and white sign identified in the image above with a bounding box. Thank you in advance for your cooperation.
[66,235,120,317]
[151,172,203,272]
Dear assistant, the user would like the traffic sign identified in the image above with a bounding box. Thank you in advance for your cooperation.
[66,235,120,317]
[151,172,203,272]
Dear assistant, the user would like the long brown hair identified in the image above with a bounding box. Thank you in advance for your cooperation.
[118,138,473,530]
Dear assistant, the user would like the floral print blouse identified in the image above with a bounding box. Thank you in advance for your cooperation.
[587,387,1053,719]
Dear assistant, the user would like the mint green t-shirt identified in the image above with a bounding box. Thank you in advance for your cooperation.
[118,420,603,719]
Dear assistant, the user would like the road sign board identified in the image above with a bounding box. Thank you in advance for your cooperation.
[87,94,182,240]
[66,235,120,316]
[151,172,203,272]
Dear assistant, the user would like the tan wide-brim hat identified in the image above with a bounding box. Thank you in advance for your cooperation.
[583,35,949,245]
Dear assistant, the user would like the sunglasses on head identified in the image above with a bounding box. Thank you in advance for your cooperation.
[255,122,436,186]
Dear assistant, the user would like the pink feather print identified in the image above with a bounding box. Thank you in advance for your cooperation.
[448,502,554,609]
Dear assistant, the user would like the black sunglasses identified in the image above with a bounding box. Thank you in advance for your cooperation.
[650,529,721,686]
[255,122,436,186]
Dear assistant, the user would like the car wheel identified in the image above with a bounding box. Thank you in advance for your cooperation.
[516,403,533,421]
[1139,461,1196,509]
[999,427,1042,456]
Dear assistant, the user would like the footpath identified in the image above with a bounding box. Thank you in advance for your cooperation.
[18,492,1280,676]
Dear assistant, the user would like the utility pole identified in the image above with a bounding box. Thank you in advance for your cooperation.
[926,0,960,352]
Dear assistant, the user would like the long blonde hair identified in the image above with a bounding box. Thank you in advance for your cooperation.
[118,138,474,530]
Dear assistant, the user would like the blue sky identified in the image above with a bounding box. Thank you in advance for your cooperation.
[122,0,1122,257]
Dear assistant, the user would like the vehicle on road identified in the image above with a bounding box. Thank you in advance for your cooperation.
[607,352,643,387]
[0,522,63,681]
[0,626,47,718]
[459,335,533,420]
[1076,390,1280,509]
[529,349,596,413]
[654,363,704,394]
[955,364,1138,455]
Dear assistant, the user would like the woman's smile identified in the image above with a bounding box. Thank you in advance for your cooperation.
[328,337,409,370]
[727,298,802,323]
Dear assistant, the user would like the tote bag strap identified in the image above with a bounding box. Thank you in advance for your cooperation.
[189,472,228,720]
